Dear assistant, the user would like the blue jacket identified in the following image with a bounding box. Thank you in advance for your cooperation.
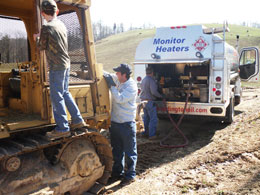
[110,75,138,123]
[140,75,162,101]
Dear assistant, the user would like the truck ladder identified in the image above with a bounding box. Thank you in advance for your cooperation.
[210,22,228,103]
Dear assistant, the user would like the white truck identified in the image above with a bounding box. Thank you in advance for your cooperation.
[134,24,259,123]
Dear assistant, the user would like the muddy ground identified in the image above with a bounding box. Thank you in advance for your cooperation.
[103,87,260,195]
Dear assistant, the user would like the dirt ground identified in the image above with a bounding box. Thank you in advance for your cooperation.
[103,87,260,195]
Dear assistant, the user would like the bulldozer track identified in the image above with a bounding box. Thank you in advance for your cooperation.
[0,130,85,162]
[0,129,113,184]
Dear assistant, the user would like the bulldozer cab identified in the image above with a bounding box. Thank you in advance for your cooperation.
[0,2,113,194]
[0,0,110,138]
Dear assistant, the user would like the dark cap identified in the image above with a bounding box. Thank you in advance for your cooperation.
[113,63,132,75]
[41,0,57,13]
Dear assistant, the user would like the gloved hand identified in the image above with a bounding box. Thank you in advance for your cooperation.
[103,73,116,88]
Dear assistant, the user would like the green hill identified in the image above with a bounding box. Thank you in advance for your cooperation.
[95,28,155,72]
[95,24,260,72]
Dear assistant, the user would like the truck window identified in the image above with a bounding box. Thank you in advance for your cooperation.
[0,16,28,70]
[239,48,258,80]
[240,50,256,65]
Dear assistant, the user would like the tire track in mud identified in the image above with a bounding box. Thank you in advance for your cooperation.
[119,88,260,185]
[135,124,218,177]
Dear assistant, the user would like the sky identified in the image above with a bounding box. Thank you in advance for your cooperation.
[1,0,259,37]
[91,0,260,28]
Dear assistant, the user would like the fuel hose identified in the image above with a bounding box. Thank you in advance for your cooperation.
[159,81,191,148]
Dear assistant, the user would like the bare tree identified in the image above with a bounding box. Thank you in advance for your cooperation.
[92,20,113,41]
[0,32,28,63]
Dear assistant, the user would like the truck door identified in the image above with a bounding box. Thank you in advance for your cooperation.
[239,47,259,82]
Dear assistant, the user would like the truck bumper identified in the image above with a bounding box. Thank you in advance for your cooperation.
[155,101,227,117]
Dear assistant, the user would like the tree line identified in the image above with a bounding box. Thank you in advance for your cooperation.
[0,21,153,64]
[0,33,28,63]
[93,21,125,41]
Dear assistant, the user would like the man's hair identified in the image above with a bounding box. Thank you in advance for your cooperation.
[120,72,130,80]
[146,67,153,75]
[41,0,57,16]
[113,63,131,80]
[125,73,130,80]
[42,8,55,16]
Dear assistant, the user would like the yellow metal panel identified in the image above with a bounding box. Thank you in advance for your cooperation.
[70,86,94,118]
[76,97,87,113]
[95,63,110,114]
[46,85,94,124]
[56,0,91,8]
[20,72,43,114]
[0,0,33,18]
[7,120,49,131]
[9,98,27,112]
[0,72,12,108]
[0,123,10,139]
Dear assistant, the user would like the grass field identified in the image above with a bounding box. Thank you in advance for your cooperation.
[95,28,156,72]
[95,24,260,73]
[0,63,18,71]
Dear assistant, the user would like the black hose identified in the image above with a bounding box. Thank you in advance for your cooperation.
[159,82,191,148]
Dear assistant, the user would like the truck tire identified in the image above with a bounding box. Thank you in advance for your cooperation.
[235,89,242,106]
[234,78,242,106]
[224,97,234,124]
[234,95,241,106]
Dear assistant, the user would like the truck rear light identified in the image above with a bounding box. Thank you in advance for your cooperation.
[210,107,223,114]
[215,90,221,96]
[170,26,187,29]
[138,89,141,95]
[216,76,221,82]
[213,88,216,92]
[137,76,142,82]
[216,83,221,89]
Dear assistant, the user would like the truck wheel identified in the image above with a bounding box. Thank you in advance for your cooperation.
[234,95,241,106]
[235,90,242,106]
[224,98,234,124]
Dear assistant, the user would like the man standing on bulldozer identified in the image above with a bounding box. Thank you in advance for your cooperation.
[34,0,86,140]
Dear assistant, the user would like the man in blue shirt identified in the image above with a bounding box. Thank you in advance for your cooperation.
[140,67,162,140]
[103,64,138,185]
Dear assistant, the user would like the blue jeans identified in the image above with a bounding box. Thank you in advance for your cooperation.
[110,121,137,179]
[49,68,83,132]
[143,101,158,137]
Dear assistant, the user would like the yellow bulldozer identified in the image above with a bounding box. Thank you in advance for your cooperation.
[0,0,113,194]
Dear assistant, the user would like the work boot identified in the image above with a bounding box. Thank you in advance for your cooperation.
[141,132,149,138]
[46,130,71,140]
[107,175,124,184]
[149,135,157,140]
[120,177,135,186]
[70,121,87,131]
